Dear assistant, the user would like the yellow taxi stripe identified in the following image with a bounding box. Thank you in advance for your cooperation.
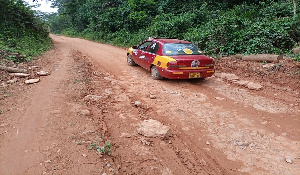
[152,55,176,69]
[128,47,134,55]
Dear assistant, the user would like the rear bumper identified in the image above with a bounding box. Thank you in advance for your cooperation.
[159,67,215,79]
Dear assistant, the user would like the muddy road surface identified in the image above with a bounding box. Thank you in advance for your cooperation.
[0,35,299,175]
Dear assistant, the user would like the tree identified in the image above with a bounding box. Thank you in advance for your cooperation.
[293,0,297,15]
[0,0,51,60]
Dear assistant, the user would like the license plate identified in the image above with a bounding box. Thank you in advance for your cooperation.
[189,72,201,78]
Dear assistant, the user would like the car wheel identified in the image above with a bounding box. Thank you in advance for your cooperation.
[127,55,137,66]
[151,65,163,80]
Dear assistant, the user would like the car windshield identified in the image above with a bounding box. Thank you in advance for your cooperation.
[163,43,203,55]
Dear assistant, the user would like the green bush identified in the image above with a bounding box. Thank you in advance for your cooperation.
[185,2,298,55]
[294,53,300,62]
[150,12,197,39]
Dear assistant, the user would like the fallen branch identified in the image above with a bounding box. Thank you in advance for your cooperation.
[16,55,27,59]
[0,65,27,73]
[242,54,283,62]
[0,50,26,59]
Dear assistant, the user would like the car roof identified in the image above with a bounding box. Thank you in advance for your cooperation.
[148,38,191,44]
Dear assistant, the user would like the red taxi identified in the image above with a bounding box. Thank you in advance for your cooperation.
[127,38,215,80]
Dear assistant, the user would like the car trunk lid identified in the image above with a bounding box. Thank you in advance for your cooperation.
[167,55,214,70]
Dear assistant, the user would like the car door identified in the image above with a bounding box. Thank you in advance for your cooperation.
[141,41,160,71]
[133,41,152,66]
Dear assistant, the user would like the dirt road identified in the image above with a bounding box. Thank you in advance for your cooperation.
[0,35,299,175]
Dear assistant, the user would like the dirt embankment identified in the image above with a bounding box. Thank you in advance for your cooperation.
[0,35,299,175]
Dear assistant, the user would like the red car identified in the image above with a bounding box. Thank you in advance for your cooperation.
[127,38,215,79]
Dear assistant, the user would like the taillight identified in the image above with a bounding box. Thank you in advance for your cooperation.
[167,62,177,68]
[205,59,215,67]
[204,64,214,67]
[167,62,186,69]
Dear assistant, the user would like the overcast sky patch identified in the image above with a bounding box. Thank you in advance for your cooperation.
[24,0,58,13]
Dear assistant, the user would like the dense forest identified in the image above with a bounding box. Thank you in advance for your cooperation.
[0,0,299,62]
[0,0,51,62]
[48,0,300,57]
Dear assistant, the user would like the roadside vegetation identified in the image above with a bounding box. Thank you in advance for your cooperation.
[0,0,51,63]
[48,0,300,56]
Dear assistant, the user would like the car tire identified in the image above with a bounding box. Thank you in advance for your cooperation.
[151,65,163,80]
[127,55,137,66]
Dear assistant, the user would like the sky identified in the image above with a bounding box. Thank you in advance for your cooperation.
[24,0,58,13]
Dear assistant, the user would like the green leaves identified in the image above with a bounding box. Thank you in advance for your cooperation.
[89,141,112,155]
[88,143,97,150]
[294,53,300,62]
[150,12,197,39]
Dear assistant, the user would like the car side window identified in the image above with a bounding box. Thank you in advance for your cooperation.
[138,41,152,51]
[148,42,159,54]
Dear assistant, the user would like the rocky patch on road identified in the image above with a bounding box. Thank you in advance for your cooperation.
[84,94,103,102]
[137,119,173,139]
[215,72,262,90]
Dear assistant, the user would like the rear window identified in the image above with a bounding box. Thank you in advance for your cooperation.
[163,43,203,55]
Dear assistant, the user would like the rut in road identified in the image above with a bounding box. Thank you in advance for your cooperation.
[0,35,299,175]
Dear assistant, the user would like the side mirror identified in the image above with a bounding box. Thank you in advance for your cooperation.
[132,46,138,49]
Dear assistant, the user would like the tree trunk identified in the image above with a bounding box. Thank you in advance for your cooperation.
[293,0,297,16]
